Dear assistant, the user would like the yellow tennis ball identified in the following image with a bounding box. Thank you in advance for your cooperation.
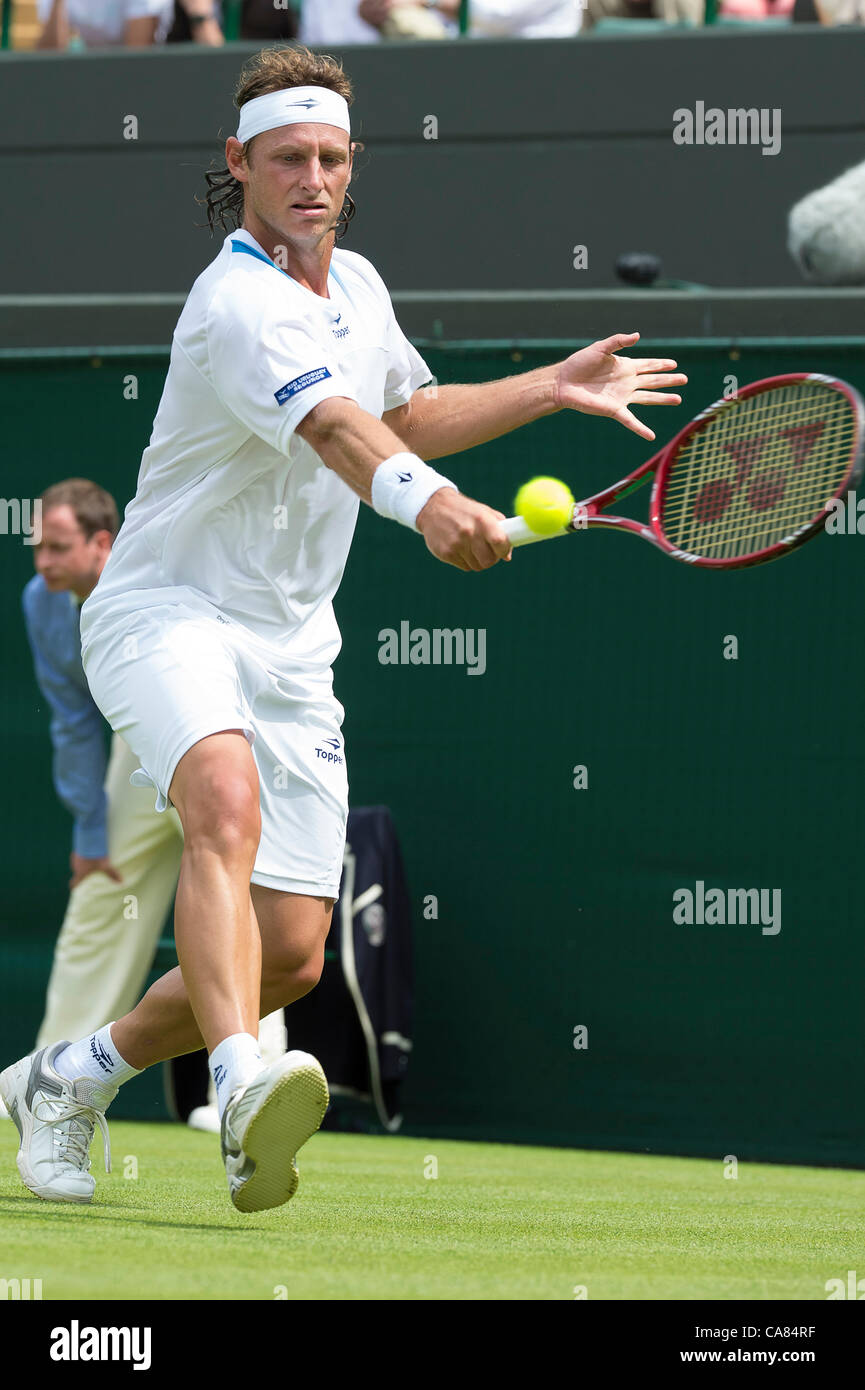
[514,476,575,535]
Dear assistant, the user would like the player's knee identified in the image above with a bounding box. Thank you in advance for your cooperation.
[266,944,324,1004]
[182,776,261,861]
[291,950,324,999]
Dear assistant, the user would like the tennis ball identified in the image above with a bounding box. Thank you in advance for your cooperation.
[514,476,575,535]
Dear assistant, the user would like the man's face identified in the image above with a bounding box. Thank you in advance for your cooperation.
[33,505,110,597]
[230,123,353,249]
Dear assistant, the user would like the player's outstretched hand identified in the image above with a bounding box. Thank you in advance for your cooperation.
[557,332,688,442]
[416,490,512,572]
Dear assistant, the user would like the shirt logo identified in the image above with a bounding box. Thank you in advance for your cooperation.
[275,367,332,405]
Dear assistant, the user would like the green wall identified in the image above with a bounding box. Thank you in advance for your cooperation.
[2,341,864,1165]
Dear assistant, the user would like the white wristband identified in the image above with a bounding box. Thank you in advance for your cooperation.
[370,452,457,532]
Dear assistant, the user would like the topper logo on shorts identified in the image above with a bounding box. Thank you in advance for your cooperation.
[315,736,344,766]
[274,367,332,405]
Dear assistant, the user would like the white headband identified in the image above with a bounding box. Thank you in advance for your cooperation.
[236,87,351,144]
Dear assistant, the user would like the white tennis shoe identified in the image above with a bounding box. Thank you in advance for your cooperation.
[221,1050,328,1213]
[187,1103,221,1134]
[0,1042,113,1203]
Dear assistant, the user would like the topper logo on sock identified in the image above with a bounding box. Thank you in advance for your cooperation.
[213,1065,227,1089]
[89,1037,113,1075]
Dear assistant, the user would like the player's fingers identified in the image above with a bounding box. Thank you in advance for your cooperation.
[634,372,688,389]
[487,521,514,561]
[617,408,655,440]
[634,359,680,374]
[596,331,640,355]
[469,538,504,570]
[431,542,470,572]
[630,391,682,406]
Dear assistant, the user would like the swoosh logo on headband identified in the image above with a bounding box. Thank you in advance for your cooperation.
[286,99,318,109]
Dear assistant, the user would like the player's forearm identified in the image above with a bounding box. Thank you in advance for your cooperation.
[298,397,511,571]
[297,399,418,503]
[396,366,561,460]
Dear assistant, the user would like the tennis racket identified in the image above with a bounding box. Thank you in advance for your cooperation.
[502,374,865,568]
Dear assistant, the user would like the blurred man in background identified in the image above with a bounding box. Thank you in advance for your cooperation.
[16,479,185,1074]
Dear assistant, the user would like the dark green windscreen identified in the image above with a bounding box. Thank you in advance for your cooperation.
[1,342,863,1165]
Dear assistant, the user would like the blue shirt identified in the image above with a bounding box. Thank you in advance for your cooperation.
[22,574,108,859]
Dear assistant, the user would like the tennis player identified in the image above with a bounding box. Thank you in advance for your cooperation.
[0,45,685,1212]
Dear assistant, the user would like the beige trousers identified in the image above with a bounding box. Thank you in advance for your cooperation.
[36,734,184,1049]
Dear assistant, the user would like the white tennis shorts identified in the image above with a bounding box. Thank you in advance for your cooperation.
[80,597,348,898]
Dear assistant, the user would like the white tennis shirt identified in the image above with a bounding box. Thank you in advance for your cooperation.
[81,228,431,683]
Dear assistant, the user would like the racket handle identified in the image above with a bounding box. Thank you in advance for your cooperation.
[501,515,569,547]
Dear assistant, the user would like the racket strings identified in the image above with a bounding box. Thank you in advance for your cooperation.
[659,384,857,561]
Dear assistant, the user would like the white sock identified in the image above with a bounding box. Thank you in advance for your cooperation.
[54,1023,142,1089]
[209,1033,262,1118]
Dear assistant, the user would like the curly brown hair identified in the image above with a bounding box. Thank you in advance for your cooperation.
[197,47,363,240]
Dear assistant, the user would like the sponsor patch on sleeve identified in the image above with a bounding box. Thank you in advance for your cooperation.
[274,367,332,405]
